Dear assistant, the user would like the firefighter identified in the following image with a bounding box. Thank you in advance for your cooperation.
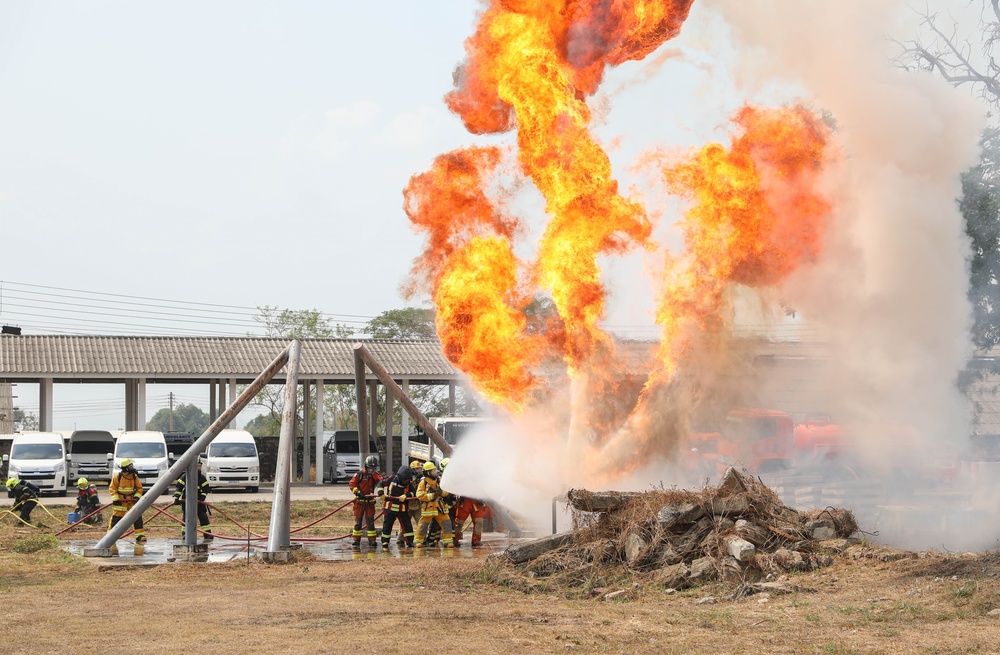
[107,458,146,549]
[74,477,103,525]
[349,454,382,548]
[406,460,423,530]
[379,464,416,548]
[173,461,212,540]
[454,496,488,547]
[6,477,40,525]
[414,461,453,549]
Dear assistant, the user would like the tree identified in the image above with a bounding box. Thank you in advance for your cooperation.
[893,2,1000,113]
[13,407,37,432]
[964,127,1000,351]
[146,403,210,435]
[364,307,436,339]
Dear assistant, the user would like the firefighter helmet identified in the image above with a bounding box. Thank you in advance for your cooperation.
[409,460,421,470]
[440,458,450,469]
[120,458,133,468]
[364,455,377,468]
[77,477,89,489]
[422,461,437,472]
[6,477,17,490]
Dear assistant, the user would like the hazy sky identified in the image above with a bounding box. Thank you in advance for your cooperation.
[0,1,983,429]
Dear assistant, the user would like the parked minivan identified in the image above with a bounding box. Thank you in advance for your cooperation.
[199,429,260,492]
[110,430,172,489]
[323,430,377,483]
[68,430,116,483]
[3,432,69,496]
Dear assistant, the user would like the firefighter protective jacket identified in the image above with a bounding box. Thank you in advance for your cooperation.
[174,471,210,502]
[416,475,450,517]
[349,469,383,503]
[381,475,414,513]
[12,480,39,505]
[109,470,143,505]
[76,485,100,512]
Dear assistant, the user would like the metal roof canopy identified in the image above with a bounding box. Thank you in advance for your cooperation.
[0,335,461,384]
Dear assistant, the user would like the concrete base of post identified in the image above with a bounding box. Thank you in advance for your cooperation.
[262,550,293,563]
[83,547,116,558]
[173,543,210,555]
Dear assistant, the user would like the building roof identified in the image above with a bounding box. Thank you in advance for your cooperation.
[0,335,461,383]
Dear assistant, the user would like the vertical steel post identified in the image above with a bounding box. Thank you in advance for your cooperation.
[184,456,197,545]
[93,345,292,552]
[354,348,368,460]
[385,388,394,475]
[267,340,302,553]
[367,379,377,460]
[314,378,324,485]
[303,380,311,483]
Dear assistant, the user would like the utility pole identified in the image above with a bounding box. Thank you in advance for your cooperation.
[169,392,175,431]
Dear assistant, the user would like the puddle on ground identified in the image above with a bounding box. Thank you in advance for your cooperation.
[64,533,518,565]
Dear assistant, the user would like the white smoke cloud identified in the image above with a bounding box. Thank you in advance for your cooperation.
[697,0,987,549]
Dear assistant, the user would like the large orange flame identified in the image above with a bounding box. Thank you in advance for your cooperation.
[651,104,833,384]
[405,3,836,475]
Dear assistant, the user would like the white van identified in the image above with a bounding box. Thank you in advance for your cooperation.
[323,430,378,483]
[68,430,116,483]
[200,429,260,492]
[2,432,69,496]
[110,430,172,489]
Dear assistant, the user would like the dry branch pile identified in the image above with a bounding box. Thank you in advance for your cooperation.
[501,468,858,592]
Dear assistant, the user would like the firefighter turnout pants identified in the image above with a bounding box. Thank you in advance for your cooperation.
[109,498,145,541]
[454,498,487,546]
[415,512,453,548]
[352,499,378,544]
[381,509,414,547]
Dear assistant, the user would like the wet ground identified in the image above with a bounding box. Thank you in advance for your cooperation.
[64,532,517,566]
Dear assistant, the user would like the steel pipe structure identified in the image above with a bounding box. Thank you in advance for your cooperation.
[266,340,302,554]
[93,343,295,552]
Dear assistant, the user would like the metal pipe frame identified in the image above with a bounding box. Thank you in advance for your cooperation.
[94,343,294,551]
[266,340,302,552]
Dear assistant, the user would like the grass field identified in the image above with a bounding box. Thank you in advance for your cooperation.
[3,500,1000,655]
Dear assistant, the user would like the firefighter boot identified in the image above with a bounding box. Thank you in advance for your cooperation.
[203,528,214,540]
[352,539,361,549]
[382,536,391,549]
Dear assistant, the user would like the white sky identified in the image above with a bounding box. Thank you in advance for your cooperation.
[0,0,984,429]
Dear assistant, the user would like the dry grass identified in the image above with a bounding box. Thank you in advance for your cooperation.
[2,501,1000,655]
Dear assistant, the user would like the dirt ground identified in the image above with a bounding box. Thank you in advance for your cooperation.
[3,501,1000,655]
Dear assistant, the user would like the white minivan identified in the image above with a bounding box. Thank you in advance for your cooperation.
[3,432,69,496]
[110,430,173,489]
[68,430,116,483]
[200,429,260,492]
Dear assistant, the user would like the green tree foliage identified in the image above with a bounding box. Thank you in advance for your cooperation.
[964,127,1000,351]
[13,407,37,432]
[146,403,210,435]
[365,307,436,339]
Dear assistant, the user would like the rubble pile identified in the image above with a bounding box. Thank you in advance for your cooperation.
[500,468,858,592]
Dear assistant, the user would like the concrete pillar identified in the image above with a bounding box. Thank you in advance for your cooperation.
[303,380,311,483]
[385,386,394,475]
[209,380,217,422]
[124,379,136,431]
[137,378,146,430]
[39,379,53,432]
[401,379,410,465]
[315,379,324,485]
[448,380,456,415]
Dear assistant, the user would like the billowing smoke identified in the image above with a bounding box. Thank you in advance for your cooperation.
[413,1,989,549]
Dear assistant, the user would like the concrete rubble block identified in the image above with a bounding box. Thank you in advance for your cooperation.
[674,517,715,555]
[724,536,756,563]
[656,501,704,531]
[772,548,806,572]
[735,519,771,547]
[566,489,642,513]
[651,562,690,588]
[501,531,576,564]
[657,545,682,567]
[718,467,749,496]
[722,555,742,576]
[818,538,850,553]
[624,532,647,566]
[709,495,750,517]
[688,556,717,584]
[806,519,837,541]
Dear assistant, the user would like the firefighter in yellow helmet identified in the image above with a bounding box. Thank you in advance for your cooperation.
[413,460,453,548]
[406,460,423,530]
[107,458,146,549]
[6,477,40,525]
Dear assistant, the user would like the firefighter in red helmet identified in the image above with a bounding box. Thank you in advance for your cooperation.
[349,454,383,549]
